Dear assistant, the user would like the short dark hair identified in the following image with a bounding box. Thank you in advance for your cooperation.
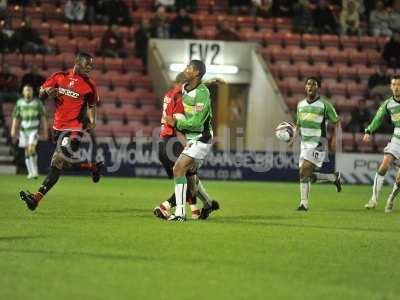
[75,52,93,63]
[392,75,400,81]
[189,60,206,79]
[305,76,321,88]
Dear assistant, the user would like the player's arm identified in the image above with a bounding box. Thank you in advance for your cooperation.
[325,101,341,151]
[363,100,388,143]
[10,103,20,142]
[86,87,99,129]
[176,131,187,147]
[203,77,225,86]
[176,97,211,132]
[39,87,59,101]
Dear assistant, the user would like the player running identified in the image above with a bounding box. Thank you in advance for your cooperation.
[294,77,342,211]
[154,71,219,220]
[363,75,400,212]
[11,84,48,179]
[163,60,215,221]
[19,52,104,211]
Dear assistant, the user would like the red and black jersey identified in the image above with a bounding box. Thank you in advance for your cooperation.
[160,85,184,138]
[41,70,99,131]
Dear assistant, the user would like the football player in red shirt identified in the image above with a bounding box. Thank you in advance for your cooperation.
[153,72,220,220]
[19,52,104,211]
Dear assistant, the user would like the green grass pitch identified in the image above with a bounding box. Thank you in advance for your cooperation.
[1,175,400,300]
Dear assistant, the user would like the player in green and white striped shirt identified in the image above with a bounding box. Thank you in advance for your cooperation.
[11,85,48,179]
[363,75,400,212]
[295,77,342,211]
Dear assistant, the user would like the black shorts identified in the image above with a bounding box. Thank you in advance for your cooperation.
[158,136,184,178]
[52,130,83,159]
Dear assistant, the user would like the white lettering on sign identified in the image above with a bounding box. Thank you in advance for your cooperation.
[187,41,224,65]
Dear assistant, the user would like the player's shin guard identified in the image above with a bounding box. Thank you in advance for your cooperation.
[174,176,187,217]
[310,172,336,183]
[300,178,310,207]
[36,166,61,202]
[371,173,385,203]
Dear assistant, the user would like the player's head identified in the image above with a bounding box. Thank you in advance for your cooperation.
[184,60,206,81]
[391,75,400,98]
[175,72,188,85]
[305,76,321,97]
[22,85,34,100]
[74,52,94,76]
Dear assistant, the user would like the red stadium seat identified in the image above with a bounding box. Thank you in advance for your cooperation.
[301,33,320,48]
[320,34,339,49]
[308,47,329,64]
[339,35,359,49]
[282,32,301,47]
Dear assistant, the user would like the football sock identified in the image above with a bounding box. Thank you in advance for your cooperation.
[387,182,400,203]
[160,201,171,211]
[190,204,200,218]
[311,172,336,183]
[197,179,212,206]
[29,154,38,176]
[371,173,385,202]
[25,155,32,176]
[174,176,187,217]
[300,179,310,206]
[38,167,61,198]
[67,162,96,171]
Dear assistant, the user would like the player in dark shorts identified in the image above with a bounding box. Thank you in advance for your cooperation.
[19,52,104,211]
[153,73,220,220]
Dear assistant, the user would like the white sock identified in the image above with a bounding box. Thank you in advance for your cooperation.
[312,172,336,183]
[174,183,187,217]
[371,173,385,203]
[300,180,310,206]
[25,156,32,176]
[197,179,212,206]
[29,155,38,176]
[387,183,400,203]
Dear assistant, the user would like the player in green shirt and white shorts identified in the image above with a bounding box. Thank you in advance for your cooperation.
[294,77,342,211]
[11,85,48,179]
[363,75,400,212]
[164,60,215,221]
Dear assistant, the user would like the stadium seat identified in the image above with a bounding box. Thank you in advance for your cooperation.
[308,47,329,64]
[301,33,320,48]
[320,34,339,49]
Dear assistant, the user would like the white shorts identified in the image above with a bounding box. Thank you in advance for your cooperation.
[182,140,212,166]
[19,130,39,148]
[299,148,326,168]
[384,142,400,166]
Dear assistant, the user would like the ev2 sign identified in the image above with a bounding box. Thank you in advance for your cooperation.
[186,40,225,65]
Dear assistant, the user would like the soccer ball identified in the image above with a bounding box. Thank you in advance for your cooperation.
[275,122,295,142]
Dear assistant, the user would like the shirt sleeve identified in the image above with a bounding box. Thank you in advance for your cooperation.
[365,100,389,134]
[41,72,61,89]
[176,89,211,132]
[87,80,99,107]
[12,102,20,119]
[325,101,340,123]
[38,100,47,118]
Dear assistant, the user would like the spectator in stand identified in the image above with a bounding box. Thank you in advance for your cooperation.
[251,0,273,18]
[155,0,175,12]
[0,18,18,53]
[383,30,400,69]
[340,0,361,35]
[0,63,19,102]
[64,0,86,23]
[14,18,49,54]
[175,0,197,13]
[98,24,126,58]
[292,0,314,33]
[134,18,151,70]
[368,64,391,100]
[96,0,132,26]
[345,98,371,133]
[215,20,241,41]
[20,65,45,97]
[370,0,392,37]
[0,0,6,17]
[170,8,195,39]
[312,0,338,34]
[228,0,251,15]
[150,6,170,38]
[272,0,292,17]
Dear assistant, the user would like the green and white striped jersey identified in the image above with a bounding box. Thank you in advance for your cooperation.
[365,96,400,143]
[176,83,213,143]
[296,96,339,149]
[12,98,46,132]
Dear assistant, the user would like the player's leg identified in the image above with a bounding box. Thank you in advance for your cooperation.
[24,147,33,179]
[186,172,200,219]
[194,175,220,219]
[298,159,315,211]
[19,131,32,179]
[310,172,342,192]
[168,154,194,221]
[365,153,394,209]
[385,167,400,213]
[27,143,38,179]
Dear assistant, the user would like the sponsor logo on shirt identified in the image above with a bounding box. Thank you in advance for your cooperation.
[58,87,80,99]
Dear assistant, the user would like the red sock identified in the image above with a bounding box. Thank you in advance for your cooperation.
[79,162,95,170]
[34,192,43,203]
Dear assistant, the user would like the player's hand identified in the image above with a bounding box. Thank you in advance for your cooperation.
[43,132,49,141]
[164,116,176,127]
[363,134,371,143]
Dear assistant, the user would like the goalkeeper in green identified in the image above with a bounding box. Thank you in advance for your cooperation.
[363,75,400,212]
[164,60,214,221]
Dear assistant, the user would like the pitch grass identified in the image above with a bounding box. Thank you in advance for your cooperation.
[0,175,400,300]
